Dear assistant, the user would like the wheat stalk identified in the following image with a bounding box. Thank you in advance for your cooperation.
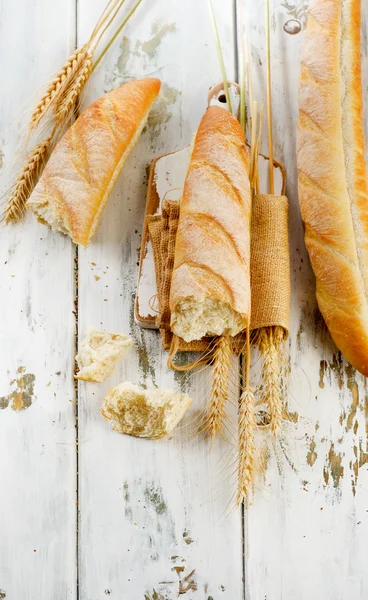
[258,327,283,436]
[205,336,232,438]
[237,388,256,504]
[208,0,232,114]
[3,135,52,224]
[29,45,92,132]
[2,0,145,225]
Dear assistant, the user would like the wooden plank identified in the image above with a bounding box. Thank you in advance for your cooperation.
[238,1,368,598]
[0,2,77,599]
[77,1,243,598]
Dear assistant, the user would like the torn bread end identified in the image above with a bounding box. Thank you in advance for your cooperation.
[171,296,246,343]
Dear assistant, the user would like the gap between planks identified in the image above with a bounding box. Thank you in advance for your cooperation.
[74,3,80,599]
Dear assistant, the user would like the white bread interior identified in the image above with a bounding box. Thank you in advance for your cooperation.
[101,382,192,439]
[172,297,245,343]
[76,328,132,383]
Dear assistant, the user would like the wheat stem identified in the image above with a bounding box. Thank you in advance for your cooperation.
[237,388,256,504]
[206,336,232,438]
[92,0,127,50]
[90,0,121,42]
[3,134,53,224]
[208,0,232,114]
[265,0,274,194]
[93,0,144,71]
[239,50,246,134]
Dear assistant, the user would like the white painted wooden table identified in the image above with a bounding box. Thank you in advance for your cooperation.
[1,1,367,598]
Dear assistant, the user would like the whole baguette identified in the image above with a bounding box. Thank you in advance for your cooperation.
[28,78,161,246]
[170,106,251,343]
[297,0,368,376]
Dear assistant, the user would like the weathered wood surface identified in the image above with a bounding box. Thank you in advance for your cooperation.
[77,1,242,599]
[239,1,368,599]
[1,0,368,598]
[0,1,77,599]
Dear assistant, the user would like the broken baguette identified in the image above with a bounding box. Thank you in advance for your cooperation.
[28,78,161,246]
[170,106,251,343]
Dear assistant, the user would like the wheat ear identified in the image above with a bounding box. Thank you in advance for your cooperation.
[237,388,256,504]
[258,327,283,436]
[205,336,232,438]
[55,56,93,124]
[29,44,92,131]
[3,135,52,224]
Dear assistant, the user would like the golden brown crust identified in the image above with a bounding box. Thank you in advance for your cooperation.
[297,0,368,375]
[170,105,251,331]
[28,78,161,246]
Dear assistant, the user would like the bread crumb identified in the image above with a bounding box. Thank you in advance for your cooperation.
[101,382,192,439]
[76,328,132,383]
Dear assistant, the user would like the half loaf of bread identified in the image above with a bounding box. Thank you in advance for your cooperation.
[297,0,368,375]
[169,106,251,342]
[28,78,161,246]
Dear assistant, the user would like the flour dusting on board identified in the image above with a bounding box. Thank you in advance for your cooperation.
[153,146,190,211]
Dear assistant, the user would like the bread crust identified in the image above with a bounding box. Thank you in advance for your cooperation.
[28,78,160,246]
[297,0,368,375]
[170,106,251,340]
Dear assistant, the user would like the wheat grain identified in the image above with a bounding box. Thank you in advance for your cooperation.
[55,56,93,124]
[29,45,91,131]
[237,388,256,504]
[3,135,52,223]
[258,327,283,436]
[205,336,232,438]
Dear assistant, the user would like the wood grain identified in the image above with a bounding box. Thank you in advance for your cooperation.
[0,1,77,598]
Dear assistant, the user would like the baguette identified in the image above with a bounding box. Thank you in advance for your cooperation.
[101,382,192,439]
[297,0,368,376]
[170,106,251,343]
[28,78,161,246]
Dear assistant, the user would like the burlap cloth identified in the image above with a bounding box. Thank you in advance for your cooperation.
[147,194,290,352]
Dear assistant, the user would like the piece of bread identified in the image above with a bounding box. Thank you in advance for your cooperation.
[297,0,368,376]
[101,382,192,439]
[28,78,161,246]
[169,106,251,343]
[76,328,132,383]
